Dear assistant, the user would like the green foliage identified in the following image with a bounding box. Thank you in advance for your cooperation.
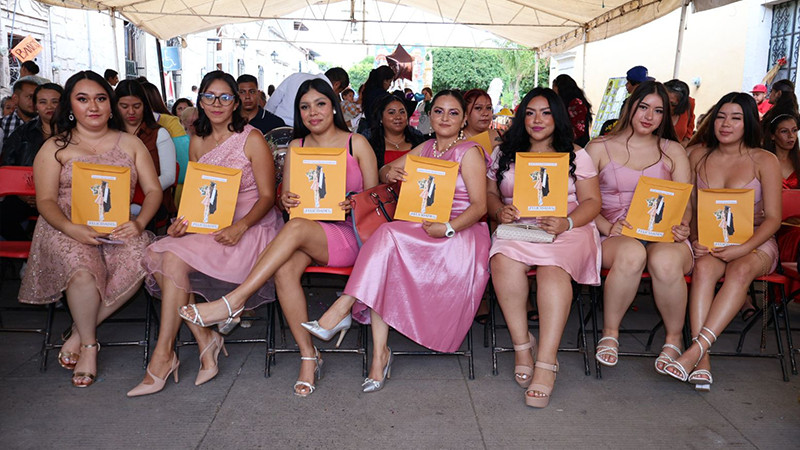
[429,46,549,108]
[315,60,332,73]
[347,56,375,90]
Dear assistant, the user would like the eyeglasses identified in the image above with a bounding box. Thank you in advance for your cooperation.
[199,93,236,106]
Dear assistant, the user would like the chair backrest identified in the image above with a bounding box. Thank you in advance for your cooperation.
[0,166,35,196]
[782,189,800,220]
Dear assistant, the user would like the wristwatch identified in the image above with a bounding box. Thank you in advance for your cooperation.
[444,222,456,238]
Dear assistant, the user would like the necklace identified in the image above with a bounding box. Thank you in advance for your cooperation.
[213,132,232,148]
[81,130,111,153]
[385,136,404,150]
[432,137,459,158]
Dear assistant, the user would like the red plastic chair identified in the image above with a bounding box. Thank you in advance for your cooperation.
[0,166,54,350]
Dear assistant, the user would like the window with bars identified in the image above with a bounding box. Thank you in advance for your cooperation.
[769,0,800,84]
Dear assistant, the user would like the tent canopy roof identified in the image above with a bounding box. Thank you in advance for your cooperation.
[37,0,685,53]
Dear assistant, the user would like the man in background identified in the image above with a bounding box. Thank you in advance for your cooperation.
[266,67,350,126]
[104,69,119,87]
[237,74,285,134]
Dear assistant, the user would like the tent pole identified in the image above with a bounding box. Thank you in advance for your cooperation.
[110,8,120,74]
[673,0,690,78]
[155,37,167,102]
[534,51,539,87]
[582,27,588,90]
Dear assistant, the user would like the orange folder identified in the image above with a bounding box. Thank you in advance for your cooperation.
[512,152,569,217]
[177,162,242,234]
[621,176,693,242]
[71,162,131,233]
[467,131,493,158]
[394,155,459,223]
[288,147,347,221]
[697,188,755,249]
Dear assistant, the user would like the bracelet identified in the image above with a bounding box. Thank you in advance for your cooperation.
[566,216,574,231]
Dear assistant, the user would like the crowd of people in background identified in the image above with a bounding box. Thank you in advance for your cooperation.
[0,58,796,409]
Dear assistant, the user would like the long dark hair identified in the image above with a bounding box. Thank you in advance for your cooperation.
[139,81,170,115]
[194,70,247,138]
[368,93,424,166]
[762,79,798,136]
[363,66,395,93]
[53,70,121,151]
[701,92,761,151]
[292,78,349,139]
[496,88,576,190]
[664,79,690,116]
[553,74,593,134]
[114,79,158,130]
[764,111,800,174]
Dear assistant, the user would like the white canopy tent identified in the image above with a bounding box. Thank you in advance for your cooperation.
[35,0,700,54]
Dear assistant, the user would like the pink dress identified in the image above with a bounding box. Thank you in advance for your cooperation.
[349,140,491,352]
[488,149,601,286]
[697,176,778,274]
[19,134,154,305]
[597,140,692,253]
[143,125,282,307]
[312,135,364,267]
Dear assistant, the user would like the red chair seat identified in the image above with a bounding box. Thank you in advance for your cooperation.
[303,266,353,276]
[0,241,31,259]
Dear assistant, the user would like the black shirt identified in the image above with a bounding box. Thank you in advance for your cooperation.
[2,117,45,166]
[248,107,286,135]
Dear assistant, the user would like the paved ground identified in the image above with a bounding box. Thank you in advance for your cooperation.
[1,274,799,449]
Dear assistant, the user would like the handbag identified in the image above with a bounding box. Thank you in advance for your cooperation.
[494,223,555,243]
[349,182,400,247]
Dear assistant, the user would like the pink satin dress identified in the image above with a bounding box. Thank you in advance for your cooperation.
[597,140,692,254]
[19,133,154,305]
[697,176,778,274]
[313,135,364,267]
[349,140,491,352]
[488,149,601,286]
[143,125,283,308]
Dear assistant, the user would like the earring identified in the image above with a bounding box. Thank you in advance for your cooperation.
[333,109,337,115]
[68,113,74,121]
[458,129,465,140]
[109,112,113,119]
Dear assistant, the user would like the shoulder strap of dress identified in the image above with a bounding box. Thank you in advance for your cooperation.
[115,131,124,147]
[300,137,305,147]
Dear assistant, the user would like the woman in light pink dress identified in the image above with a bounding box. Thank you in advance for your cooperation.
[177,78,378,397]
[488,88,601,408]
[303,90,491,393]
[668,93,781,390]
[585,81,693,374]
[130,71,281,396]
[20,71,162,388]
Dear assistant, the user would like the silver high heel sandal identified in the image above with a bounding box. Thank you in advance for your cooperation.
[301,315,352,348]
[294,347,323,397]
[665,327,717,383]
[362,347,393,393]
[178,296,244,335]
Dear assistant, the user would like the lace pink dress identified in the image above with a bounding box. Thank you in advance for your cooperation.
[488,149,601,286]
[349,140,491,352]
[19,134,154,305]
[143,126,283,307]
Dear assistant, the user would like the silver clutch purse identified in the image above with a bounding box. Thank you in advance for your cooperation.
[494,223,555,243]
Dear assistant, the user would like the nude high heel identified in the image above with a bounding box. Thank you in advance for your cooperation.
[513,333,537,388]
[525,360,559,408]
[127,353,180,397]
[195,332,228,386]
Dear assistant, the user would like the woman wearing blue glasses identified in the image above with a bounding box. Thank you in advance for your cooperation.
[129,71,282,396]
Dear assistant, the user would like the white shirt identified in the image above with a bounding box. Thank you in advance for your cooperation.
[266,73,330,126]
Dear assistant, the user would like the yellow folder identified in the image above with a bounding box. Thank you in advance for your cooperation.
[621,176,693,242]
[71,162,131,233]
[467,131,493,158]
[394,155,459,223]
[512,152,569,217]
[288,147,347,221]
[177,161,242,234]
[697,188,755,249]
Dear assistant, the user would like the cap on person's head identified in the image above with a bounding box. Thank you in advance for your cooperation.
[626,66,653,84]
[751,84,768,93]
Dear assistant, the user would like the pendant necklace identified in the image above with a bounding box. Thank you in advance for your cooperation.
[385,136,403,150]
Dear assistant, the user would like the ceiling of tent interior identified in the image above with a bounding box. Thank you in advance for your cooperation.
[36,0,691,54]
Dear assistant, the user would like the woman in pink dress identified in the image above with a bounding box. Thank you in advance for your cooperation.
[669,93,781,390]
[585,81,694,374]
[130,71,281,396]
[489,88,601,408]
[177,78,378,397]
[19,70,162,387]
[303,90,491,393]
